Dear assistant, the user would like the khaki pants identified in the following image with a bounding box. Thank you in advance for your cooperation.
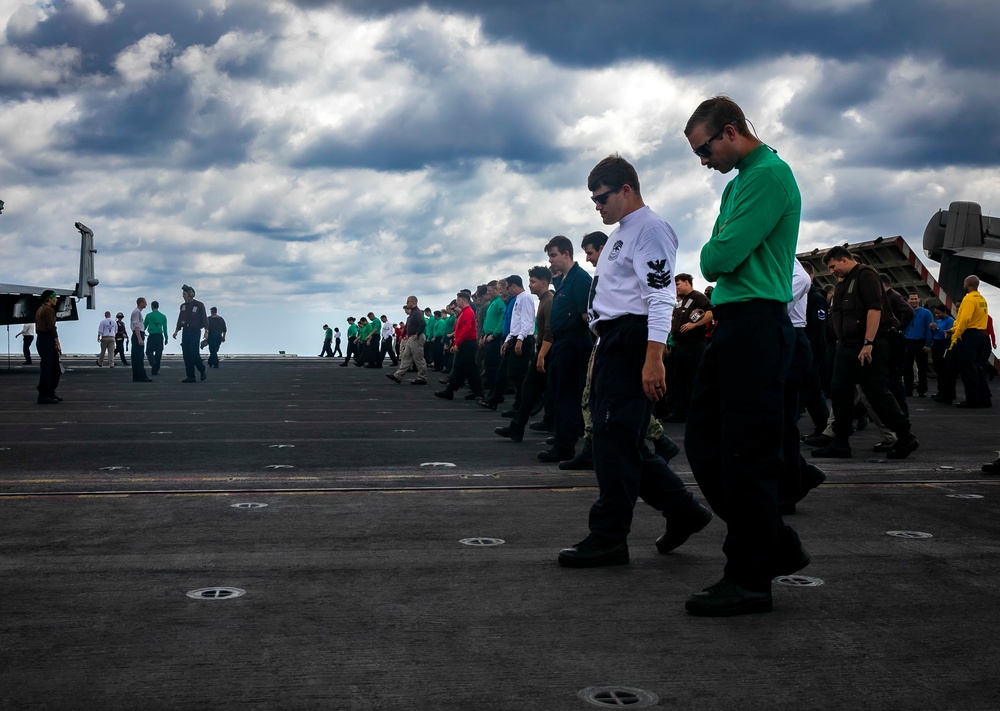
[394,333,428,382]
[98,336,116,367]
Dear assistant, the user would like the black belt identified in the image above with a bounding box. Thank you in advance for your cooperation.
[594,314,646,336]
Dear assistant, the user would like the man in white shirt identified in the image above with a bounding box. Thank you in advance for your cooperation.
[501,274,535,412]
[130,297,152,382]
[16,322,35,365]
[379,315,399,368]
[779,261,827,515]
[96,311,117,368]
[557,154,711,569]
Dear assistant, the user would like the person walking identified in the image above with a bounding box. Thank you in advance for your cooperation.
[206,307,227,368]
[681,96,808,616]
[15,322,34,365]
[143,301,169,375]
[114,312,129,366]
[172,285,208,383]
[557,154,710,569]
[320,325,335,357]
[96,311,117,367]
[387,296,429,385]
[130,297,153,382]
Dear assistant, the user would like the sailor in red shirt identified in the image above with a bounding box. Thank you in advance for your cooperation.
[434,292,484,401]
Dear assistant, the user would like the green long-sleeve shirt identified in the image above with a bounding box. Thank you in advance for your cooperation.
[347,323,358,339]
[433,317,448,338]
[700,144,800,306]
[143,310,168,335]
[482,296,506,338]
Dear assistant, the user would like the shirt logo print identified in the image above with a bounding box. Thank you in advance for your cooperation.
[646,260,671,289]
[608,240,624,262]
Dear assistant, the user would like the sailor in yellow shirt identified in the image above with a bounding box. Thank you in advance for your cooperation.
[948,275,992,408]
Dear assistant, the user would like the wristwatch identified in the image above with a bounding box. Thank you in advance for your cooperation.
[863,339,874,346]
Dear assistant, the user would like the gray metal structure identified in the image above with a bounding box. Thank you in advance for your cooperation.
[922,200,1000,299]
[0,222,99,325]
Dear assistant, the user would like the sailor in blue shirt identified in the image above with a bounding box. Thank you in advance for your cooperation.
[930,304,956,400]
[902,294,934,397]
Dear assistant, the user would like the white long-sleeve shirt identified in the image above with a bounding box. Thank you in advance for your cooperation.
[787,260,811,328]
[589,205,677,343]
[380,320,394,339]
[505,290,535,343]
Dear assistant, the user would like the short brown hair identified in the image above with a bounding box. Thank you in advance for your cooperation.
[824,245,853,263]
[684,95,751,139]
[545,235,573,257]
[587,154,641,196]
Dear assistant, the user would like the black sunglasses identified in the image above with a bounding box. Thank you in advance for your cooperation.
[591,186,622,205]
[693,121,738,158]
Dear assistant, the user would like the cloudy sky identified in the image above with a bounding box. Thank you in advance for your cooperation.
[2,0,999,357]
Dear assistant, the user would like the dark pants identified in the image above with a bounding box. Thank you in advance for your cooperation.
[365,337,380,367]
[685,300,800,592]
[903,338,929,395]
[831,336,911,440]
[482,337,503,394]
[22,334,34,363]
[432,339,445,371]
[931,339,953,399]
[485,342,510,405]
[670,339,705,418]
[589,317,695,541]
[779,329,813,505]
[956,330,992,404]
[131,333,149,380]
[506,336,533,413]
[208,334,223,367]
[146,334,164,374]
[333,339,342,357]
[446,340,483,396]
[549,334,592,455]
[36,331,60,398]
[321,338,334,357]
[380,337,398,366]
[512,351,548,431]
[885,333,908,415]
[181,329,205,379]
[343,337,357,365]
[115,338,128,365]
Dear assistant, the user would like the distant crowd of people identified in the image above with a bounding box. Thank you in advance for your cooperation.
[329,96,998,618]
[28,284,228,403]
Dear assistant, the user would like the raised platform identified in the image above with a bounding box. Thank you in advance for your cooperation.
[1,359,998,710]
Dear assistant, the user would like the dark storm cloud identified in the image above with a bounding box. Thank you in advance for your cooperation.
[60,75,259,168]
[289,87,565,171]
[236,222,322,242]
[783,60,1000,169]
[297,0,1000,72]
[5,0,280,81]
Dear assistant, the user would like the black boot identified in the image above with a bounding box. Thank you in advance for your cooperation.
[558,437,594,470]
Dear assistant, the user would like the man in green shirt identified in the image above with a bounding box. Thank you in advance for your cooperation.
[339,317,359,366]
[320,324,334,357]
[681,96,807,617]
[142,300,169,375]
[480,281,507,392]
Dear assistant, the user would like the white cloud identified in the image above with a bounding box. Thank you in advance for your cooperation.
[1,1,997,358]
[113,33,176,84]
[0,44,79,88]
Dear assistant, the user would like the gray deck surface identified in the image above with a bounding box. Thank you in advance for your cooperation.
[1,356,998,710]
